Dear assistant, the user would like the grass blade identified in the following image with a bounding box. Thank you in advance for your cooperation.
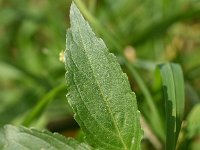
[22,84,66,126]
[186,104,200,139]
[159,63,185,150]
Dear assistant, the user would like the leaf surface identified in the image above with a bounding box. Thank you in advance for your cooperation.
[65,2,142,150]
[186,104,200,138]
[0,125,92,150]
[159,63,185,150]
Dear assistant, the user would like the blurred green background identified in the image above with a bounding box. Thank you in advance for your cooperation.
[1,0,200,149]
[0,0,72,131]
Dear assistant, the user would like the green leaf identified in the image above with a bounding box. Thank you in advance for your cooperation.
[186,103,200,138]
[0,125,92,150]
[159,63,185,150]
[177,104,200,150]
[65,2,142,150]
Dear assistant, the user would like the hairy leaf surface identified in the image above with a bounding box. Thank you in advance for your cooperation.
[0,125,92,150]
[65,2,142,150]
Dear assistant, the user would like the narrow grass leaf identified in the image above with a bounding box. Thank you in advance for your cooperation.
[159,63,185,150]
[65,2,142,150]
[177,104,200,150]
[186,104,200,138]
[0,125,92,150]
[22,84,66,127]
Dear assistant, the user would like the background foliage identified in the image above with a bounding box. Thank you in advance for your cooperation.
[1,0,200,149]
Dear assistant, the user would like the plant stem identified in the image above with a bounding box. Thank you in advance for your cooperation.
[73,0,122,51]
[22,84,66,126]
[125,60,165,141]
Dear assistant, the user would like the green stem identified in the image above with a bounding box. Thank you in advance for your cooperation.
[88,0,96,14]
[22,84,66,126]
[125,61,165,141]
[73,0,122,51]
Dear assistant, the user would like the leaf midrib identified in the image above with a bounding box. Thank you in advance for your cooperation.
[169,64,180,141]
[71,16,127,149]
[71,67,122,150]
[169,64,177,119]
[68,34,122,150]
